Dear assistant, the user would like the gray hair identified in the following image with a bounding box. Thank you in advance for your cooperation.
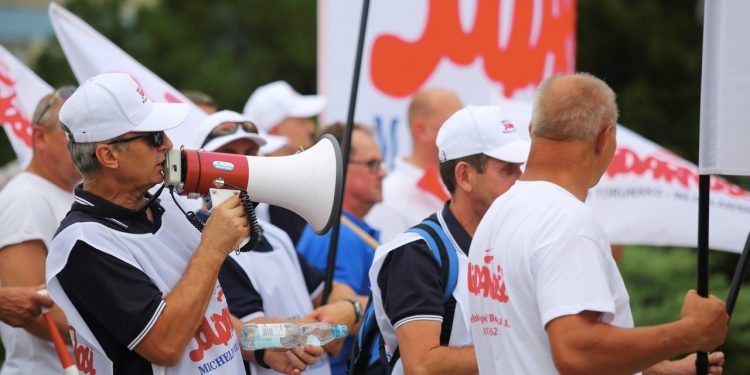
[530,72,618,142]
[60,122,126,177]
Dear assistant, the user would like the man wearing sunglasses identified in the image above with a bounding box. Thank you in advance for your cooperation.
[45,73,318,375]
[194,110,363,375]
[0,86,80,374]
[297,123,385,375]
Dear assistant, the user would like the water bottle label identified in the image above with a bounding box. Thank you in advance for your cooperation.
[257,324,286,338]
[253,336,282,349]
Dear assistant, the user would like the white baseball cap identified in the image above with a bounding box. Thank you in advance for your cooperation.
[437,105,530,163]
[59,72,189,143]
[196,110,267,152]
[242,80,325,132]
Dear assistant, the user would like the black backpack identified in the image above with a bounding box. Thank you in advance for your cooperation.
[349,217,459,375]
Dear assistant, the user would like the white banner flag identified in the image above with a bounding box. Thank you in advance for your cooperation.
[0,45,54,168]
[318,0,576,167]
[699,0,750,176]
[48,2,204,149]
[590,126,750,253]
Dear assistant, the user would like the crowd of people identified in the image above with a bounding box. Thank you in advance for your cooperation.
[0,71,730,375]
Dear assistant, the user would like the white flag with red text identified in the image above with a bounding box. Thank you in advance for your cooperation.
[0,45,54,168]
[48,2,204,149]
[318,0,576,167]
[699,0,750,176]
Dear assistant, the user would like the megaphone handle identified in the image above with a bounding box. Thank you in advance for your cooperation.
[37,290,80,374]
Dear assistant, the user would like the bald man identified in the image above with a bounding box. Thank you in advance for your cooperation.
[366,88,463,242]
[468,73,727,375]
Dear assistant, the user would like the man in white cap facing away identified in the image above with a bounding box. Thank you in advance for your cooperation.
[243,80,326,244]
[361,106,529,375]
[194,110,365,375]
[243,80,325,157]
[45,72,321,375]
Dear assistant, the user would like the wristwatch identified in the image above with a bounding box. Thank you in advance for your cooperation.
[346,298,363,324]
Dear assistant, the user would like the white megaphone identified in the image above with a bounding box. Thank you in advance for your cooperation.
[163,134,343,235]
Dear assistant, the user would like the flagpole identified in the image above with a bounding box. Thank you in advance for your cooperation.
[321,0,371,305]
[696,174,710,374]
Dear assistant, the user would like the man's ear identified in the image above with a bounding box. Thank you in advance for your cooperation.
[454,161,473,193]
[94,144,120,170]
[411,119,427,143]
[30,125,46,149]
[594,124,614,155]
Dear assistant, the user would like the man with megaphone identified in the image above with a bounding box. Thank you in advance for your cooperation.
[192,110,365,375]
[45,72,322,375]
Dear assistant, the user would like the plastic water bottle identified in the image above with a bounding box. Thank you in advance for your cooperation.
[240,322,348,351]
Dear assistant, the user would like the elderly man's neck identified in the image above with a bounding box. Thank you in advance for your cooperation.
[83,178,153,210]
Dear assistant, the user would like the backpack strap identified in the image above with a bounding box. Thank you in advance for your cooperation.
[407,218,459,301]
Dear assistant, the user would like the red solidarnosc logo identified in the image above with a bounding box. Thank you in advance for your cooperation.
[606,147,750,199]
[468,250,509,303]
[370,0,576,98]
[0,70,33,147]
[69,326,96,375]
[189,291,234,362]
[502,120,516,133]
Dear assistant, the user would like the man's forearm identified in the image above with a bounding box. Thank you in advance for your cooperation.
[135,246,226,363]
[24,305,71,344]
[406,345,477,375]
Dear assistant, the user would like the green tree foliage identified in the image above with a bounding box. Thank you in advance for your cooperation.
[33,0,317,112]
[620,246,750,373]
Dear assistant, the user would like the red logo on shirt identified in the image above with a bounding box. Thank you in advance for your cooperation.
[69,326,96,375]
[189,306,234,362]
[468,250,509,303]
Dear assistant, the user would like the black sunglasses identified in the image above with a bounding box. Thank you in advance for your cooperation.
[105,131,165,148]
[201,121,259,148]
[33,86,76,126]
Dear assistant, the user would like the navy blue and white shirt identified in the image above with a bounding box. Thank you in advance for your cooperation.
[368,203,474,375]
[218,219,331,375]
[45,185,244,375]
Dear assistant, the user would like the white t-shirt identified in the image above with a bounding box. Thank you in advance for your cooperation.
[0,172,73,375]
[468,181,633,375]
[366,159,446,242]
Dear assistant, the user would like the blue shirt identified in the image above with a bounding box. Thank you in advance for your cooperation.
[297,211,380,375]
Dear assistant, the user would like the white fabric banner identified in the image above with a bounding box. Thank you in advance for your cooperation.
[0,45,53,169]
[318,0,576,168]
[699,0,750,176]
[48,2,205,149]
[590,126,750,253]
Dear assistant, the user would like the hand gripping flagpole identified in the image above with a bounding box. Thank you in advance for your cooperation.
[321,0,371,305]
[38,290,79,375]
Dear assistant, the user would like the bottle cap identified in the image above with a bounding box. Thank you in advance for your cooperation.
[334,324,348,339]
